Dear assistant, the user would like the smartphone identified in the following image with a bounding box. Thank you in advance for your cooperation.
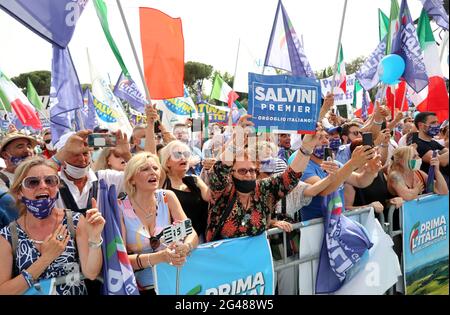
[87,133,117,148]
[362,132,374,147]
[154,120,161,134]
[324,147,333,161]
[381,121,387,130]
[191,118,202,132]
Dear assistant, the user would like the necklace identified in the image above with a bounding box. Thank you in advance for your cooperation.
[24,213,58,245]
[132,196,158,221]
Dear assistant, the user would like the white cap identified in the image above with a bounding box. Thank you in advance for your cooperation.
[54,131,76,152]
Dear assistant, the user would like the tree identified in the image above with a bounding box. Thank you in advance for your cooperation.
[184,61,213,100]
[11,70,51,95]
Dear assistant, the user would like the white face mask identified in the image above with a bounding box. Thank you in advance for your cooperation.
[45,142,54,151]
[64,162,90,179]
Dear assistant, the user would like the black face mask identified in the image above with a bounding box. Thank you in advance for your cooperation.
[232,177,256,193]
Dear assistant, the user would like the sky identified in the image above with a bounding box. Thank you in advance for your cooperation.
[0,0,425,93]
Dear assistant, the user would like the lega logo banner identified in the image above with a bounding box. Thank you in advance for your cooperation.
[248,73,321,133]
[154,233,274,295]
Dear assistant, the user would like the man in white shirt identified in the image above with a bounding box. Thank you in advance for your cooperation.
[52,130,131,212]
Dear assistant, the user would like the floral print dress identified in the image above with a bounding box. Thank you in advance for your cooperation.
[205,161,302,242]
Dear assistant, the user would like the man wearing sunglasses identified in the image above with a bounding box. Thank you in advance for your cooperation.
[0,132,37,190]
[335,122,362,165]
[40,129,56,159]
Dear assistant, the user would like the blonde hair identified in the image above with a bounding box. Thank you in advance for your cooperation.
[9,156,59,216]
[158,140,191,175]
[124,152,161,198]
[93,148,113,171]
[389,145,416,174]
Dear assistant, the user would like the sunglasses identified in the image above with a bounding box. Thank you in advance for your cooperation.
[232,168,258,175]
[22,175,60,189]
[350,131,362,137]
[44,139,52,144]
[171,151,191,160]
[149,230,164,250]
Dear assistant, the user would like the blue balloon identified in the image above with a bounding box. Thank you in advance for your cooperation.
[378,54,405,85]
[288,150,298,166]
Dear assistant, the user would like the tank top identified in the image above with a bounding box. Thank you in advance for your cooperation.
[118,189,171,290]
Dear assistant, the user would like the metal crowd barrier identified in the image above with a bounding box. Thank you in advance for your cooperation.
[266,206,373,295]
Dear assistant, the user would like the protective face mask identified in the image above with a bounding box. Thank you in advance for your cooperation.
[140,138,146,149]
[329,138,342,151]
[408,159,422,171]
[232,177,256,194]
[22,193,58,220]
[45,142,55,151]
[313,145,326,159]
[9,154,29,166]
[64,162,90,179]
[426,124,441,137]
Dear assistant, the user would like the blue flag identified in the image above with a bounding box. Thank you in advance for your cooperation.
[264,0,315,78]
[82,89,97,130]
[422,0,449,31]
[49,46,84,145]
[0,0,88,48]
[315,190,373,294]
[392,0,429,93]
[113,72,147,113]
[356,36,387,91]
[98,179,139,295]
[361,89,370,120]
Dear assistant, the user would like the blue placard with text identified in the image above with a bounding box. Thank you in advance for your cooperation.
[248,73,321,133]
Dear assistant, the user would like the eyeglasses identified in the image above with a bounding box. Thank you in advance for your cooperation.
[171,151,191,160]
[22,175,60,189]
[232,168,258,175]
[149,230,164,250]
[350,131,362,137]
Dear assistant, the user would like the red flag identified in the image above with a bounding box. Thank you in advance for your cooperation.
[227,90,239,108]
[386,80,408,114]
[139,8,184,99]
[416,76,449,123]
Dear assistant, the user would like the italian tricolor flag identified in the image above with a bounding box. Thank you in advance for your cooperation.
[353,80,373,119]
[0,70,42,130]
[410,9,449,123]
[337,45,347,94]
[210,74,239,108]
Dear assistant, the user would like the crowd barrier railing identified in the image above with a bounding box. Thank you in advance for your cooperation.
[266,206,373,295]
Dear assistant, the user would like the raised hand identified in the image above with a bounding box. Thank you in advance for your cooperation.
[145,103,159,124]
[85,198,105,242]
[350,145,375,170]
[112,129,131,159]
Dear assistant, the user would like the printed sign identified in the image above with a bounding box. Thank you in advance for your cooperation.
[320,74,356,106]
[403,194,449,295]
[248,73,321,133]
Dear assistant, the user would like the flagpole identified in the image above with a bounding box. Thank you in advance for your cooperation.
[0,98,12,124]
[400,83,408,112]
[330,0,348,97]
[116,0,152,103]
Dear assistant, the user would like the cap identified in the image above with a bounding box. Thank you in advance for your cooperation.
[54,131,76,152]
[326,126,342,135]
[0,132,38,153]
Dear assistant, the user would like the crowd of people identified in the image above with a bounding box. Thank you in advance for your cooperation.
[0,93,448,295]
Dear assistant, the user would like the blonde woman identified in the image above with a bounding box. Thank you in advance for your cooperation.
[93,148,127,172]
[388,146,448,200]
[0,157,104,295]
[159,140,210,242]
[119,152,198,295]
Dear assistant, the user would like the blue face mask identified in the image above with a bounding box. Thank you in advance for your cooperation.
[10,155,29,166]
[426,124,440,137]
[329,138,342,151]
[22,193,59,220]
[313,145,326,159]
[140,138,146,149]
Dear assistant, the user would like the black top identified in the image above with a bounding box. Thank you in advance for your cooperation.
[164,176,209,240]
[412,135,448,176]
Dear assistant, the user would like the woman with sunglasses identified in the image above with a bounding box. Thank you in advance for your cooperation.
[0,157,105,295]
[119,152,198,295]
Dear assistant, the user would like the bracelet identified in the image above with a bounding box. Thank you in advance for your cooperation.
[88,237,103,249]
[21,270,35,288]
[51,155,62,167]
[298,146,312,157]
[147,254,153,268]
[373,120,384,126]
[136,254,143,269]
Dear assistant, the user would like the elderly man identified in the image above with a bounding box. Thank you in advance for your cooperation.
[0,132,36,190]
